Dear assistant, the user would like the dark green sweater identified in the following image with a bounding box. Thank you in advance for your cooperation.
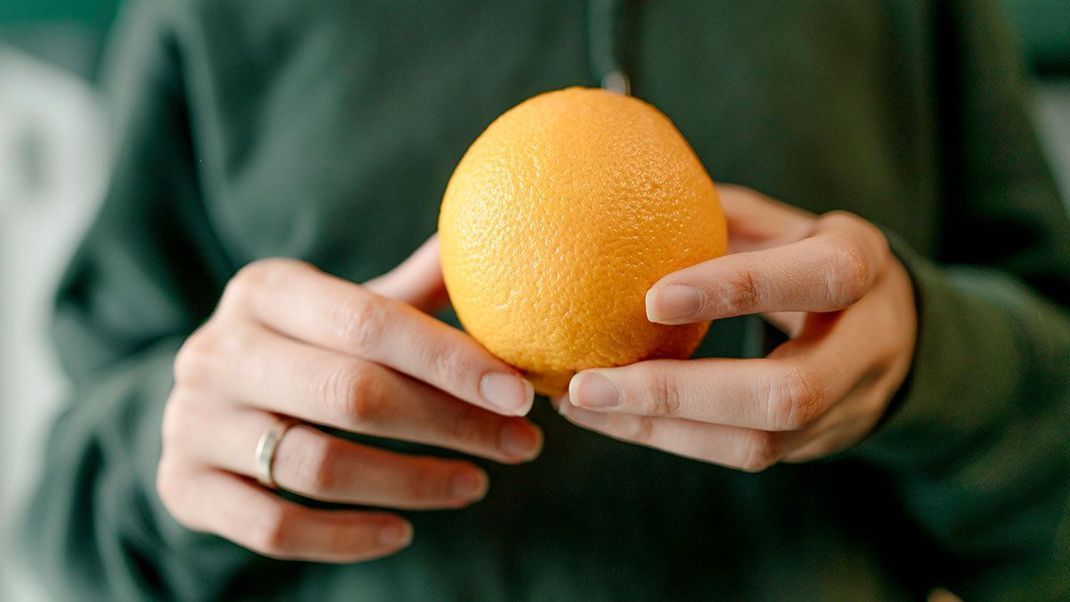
[21,1,1070,600]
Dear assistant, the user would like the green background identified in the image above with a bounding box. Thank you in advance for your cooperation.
[0,1,1067,80]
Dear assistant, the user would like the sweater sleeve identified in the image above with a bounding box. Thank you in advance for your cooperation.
[851,1,1070,599]
[18,3,301,599]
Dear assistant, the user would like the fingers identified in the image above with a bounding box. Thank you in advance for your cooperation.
[559,188,912,471]
[567,358,833,431]
[363,234,449,312]
[646,210,889,324]
[717,184,814,253]
[271,425,489,509]
[164,404,490,509]
[220,258,534,416]
[557,400,784,473]
[157,464,411,563]
[174,324,542,463]
[779,260,917,460]
[568,305,878,431]
[567,268,904,470]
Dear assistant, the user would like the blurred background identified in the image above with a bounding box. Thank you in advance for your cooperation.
[0,2,1067,600]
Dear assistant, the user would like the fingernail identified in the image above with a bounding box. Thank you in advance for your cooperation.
[450,469,488,500]
[647,284,703,322]
[499,421,542,461]
[480,373,534,415]
[378,522,412,547]
[569,372,620,409]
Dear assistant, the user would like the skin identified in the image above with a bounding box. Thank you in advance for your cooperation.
[558,185,917,469]
[158,184,917,562]
[158,237,542,563]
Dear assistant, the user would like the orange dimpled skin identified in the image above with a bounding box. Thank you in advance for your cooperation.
[439,87,727,396]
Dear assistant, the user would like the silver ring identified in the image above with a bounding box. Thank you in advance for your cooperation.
[254,417,299,489]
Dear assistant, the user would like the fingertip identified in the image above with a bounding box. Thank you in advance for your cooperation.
[518,378,535,416]
[645,284,704,324]
[498,419,543,462]
[569,371,620,410]
[479,372,535,416]
[450,467,490,502]
[550,393,568,415]
[529,423,545,459]
[377,519,413,549]
[644,287,662,322]
[567,373,579,398]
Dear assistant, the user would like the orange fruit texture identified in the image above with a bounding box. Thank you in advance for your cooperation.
[439,87,727,397]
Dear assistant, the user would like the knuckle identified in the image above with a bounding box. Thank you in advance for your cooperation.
[160,393,193,451]
[645,367,681,417]
[820,210,860,227]
[739,431,782,473]
[225,261,271,304]
[249,503,297,558]
[173,329,215,386]
[824,209,886,255]
[175,326,250,387]
[768,368,823,430]
[721,269,760,314]
[325,362,382,427]
[824,238,870,306]
[628,416,657,445]
[155,457,181,509]
[224,258,310,307]
[426,344,464,384]
[174,325,249,386]
[221,274,251,307]
[335,293,385,354]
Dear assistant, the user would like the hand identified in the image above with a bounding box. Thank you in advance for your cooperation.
[558,185,916,471]
[157,236,541,562]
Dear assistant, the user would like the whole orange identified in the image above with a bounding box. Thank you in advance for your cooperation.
[439,87,727,396]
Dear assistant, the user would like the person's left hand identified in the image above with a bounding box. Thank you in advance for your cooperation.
[557,185,917,470]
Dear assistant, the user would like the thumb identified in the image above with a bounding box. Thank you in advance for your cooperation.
[363,234,449,312]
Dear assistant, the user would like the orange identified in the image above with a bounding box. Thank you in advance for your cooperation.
[439,87,727,396]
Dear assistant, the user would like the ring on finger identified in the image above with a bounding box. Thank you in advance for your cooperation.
[254,416,300,489]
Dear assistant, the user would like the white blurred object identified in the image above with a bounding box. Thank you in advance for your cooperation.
[0,46,109,602]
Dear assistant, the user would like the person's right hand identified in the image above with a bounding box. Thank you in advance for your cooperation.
[157,236,541,562]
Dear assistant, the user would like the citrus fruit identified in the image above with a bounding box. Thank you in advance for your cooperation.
[439,87,727,396]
